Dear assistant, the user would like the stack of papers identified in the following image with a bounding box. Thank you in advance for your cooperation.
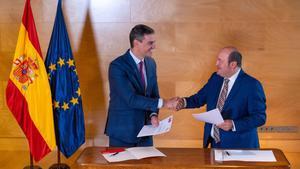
[102,147,166,162]
[137,115,173,137]
[214,149,277,162]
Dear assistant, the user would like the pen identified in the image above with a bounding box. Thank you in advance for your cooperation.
[110,152,119,157]
[225,151,230,156]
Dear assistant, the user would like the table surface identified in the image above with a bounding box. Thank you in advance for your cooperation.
[76,147,290,169]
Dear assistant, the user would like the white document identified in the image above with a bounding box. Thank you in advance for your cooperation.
[137,115,173,137]
[102,150,136,162]
[192,108,224,125]
[214,149,277,162]
[102,147,166,162]
[127,147,166,159]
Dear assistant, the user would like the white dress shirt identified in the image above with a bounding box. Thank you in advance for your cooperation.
[130,50,163,116]
[210,68,241,137]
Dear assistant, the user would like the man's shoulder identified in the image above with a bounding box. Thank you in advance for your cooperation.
[240,70,263,87]
[145,56,156,66]
[145,56,155,61]
[111,51,130,63]
[241,71,260,82]
[210,72,223,81]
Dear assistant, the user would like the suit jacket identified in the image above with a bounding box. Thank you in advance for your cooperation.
[104,50,160,143]
[185,70,266,148]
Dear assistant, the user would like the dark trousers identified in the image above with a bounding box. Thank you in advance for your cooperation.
[109,136,153,147]
[207,136,221,148]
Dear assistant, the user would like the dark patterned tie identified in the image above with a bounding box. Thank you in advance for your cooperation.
[213,78,230,143]
[139,61,146,90]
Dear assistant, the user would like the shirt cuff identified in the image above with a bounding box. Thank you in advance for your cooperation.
[157,98,163,108]
[150,112,158,117]
[183,98,187,108]
[232,120,236,131]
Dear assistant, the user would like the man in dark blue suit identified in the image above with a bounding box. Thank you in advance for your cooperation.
[176,47,266,148]
[104,24,173,147]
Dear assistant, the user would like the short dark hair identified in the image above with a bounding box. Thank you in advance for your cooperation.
[228,51,242,67]
[129,24,155,48]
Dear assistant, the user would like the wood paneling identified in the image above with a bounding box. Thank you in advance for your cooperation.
[89,0,131,22]
[0,110,24,137]
[0,1,299,168]
[0,24,19,52]
[0,1,23,23]
[0,149,82,169]
[220,0,300,22]
[265,22,300,50]
[131,0,221,22]
[0,81,4,110]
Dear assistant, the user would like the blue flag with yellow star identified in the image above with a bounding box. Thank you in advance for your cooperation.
[45,0,85,158]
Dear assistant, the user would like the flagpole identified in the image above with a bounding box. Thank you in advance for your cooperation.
[48,147,70,169]
[57,148,60,164]
[23,151,42,169]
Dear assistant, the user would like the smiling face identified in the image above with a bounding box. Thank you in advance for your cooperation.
[133,34,156,58]
[216,48,237,78]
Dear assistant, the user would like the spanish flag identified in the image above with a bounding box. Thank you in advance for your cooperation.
[5,0,56,162]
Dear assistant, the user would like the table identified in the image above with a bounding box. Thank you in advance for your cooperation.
[76,147,290,169]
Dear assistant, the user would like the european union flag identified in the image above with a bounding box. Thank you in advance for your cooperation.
[45,0,85,158]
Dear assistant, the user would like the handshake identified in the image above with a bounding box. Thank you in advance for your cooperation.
[162,97,185,111]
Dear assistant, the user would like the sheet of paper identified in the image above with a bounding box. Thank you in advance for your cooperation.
[102,150,136,162]
[192,108,224,125]
[214,149,277,162]
[137,115,173,137]
[127,146,166,159]
[102,147,166,162]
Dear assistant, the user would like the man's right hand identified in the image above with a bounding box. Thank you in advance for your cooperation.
[163,97,185,111]
[175,98,185,111]
[163,97,179,110]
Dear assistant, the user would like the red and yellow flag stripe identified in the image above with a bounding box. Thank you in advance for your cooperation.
[6,0,56,162]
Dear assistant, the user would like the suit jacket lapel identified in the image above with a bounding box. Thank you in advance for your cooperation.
[223,70,245,109]
[213,76,224,109]
[144,57,152,94]
[124,50,145,92]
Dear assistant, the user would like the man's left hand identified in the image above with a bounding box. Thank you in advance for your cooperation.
[217,120,233,131]
[151,116,159,127]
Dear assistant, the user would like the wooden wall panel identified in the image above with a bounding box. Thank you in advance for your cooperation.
[220,0,300,22]
[0,24,19,52]
[220,0,277,21]
[0,110,24,137]
[91,23,131,56]
[89,0,131,22]
[0,1,23,23]
[0,52,12,80]
[131,0,221,22]
[0,0,299,158]
[174,23,266,52]
[0,81,4,110]
[62,1,88,22]
[265,22,300,50]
